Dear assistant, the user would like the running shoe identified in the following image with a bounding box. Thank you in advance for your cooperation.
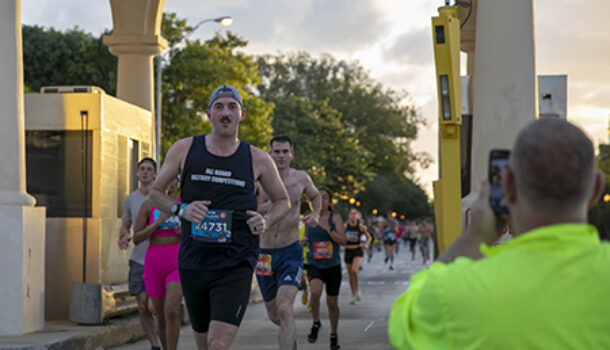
[308,322,321,343]
[356,291,361,302]
[330,333,341,350]
[389,265,394,271]
[384,257,389,264]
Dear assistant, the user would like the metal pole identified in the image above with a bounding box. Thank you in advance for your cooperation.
[80,110,89,283]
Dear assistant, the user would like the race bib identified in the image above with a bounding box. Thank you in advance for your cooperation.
[255,253,273,276]
[191,210,232,243]
[313,241,333,259]
[346,230,359,243]
[153,209,180,231]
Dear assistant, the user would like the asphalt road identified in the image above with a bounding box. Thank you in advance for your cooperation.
[111,242,431,350]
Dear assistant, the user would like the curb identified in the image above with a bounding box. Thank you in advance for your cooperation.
[0,277,264,350]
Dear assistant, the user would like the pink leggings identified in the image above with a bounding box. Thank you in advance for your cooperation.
[143,243,180,298]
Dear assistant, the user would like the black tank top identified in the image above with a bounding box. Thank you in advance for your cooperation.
[345,220,363,246]
[179,135,258,270]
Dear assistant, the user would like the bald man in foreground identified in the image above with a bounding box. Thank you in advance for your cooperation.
[389,118,610,349]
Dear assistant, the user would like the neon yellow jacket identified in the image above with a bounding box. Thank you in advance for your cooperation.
[388,224,610,350]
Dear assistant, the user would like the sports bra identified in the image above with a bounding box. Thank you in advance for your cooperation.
[148,207,181,237]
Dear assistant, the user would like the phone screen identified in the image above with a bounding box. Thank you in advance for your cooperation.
[489,149,510,214]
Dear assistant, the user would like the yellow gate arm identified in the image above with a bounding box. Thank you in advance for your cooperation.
[432,4,462,254]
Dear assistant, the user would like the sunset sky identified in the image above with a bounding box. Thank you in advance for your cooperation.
[22,0,610,195]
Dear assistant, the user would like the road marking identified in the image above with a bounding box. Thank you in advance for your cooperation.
[364,321,375,332]
[366,281,385,285]
[394,281,410,285]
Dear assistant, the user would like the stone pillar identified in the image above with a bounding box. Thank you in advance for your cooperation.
[0,0,46,335]
[103,0,167,154]
[470,0,537,187]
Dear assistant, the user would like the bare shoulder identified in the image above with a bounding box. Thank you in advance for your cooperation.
[250,146,274,170]
[139,199,153,213]
[291,168,312,183]
[250,145,271,161]
[170,137,194,155]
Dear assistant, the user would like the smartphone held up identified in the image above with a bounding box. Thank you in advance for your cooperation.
[488,149,510,214]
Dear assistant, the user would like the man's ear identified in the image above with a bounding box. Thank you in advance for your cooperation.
[240,107,247,122]
[502,167,517,205]
[587,170,606,209]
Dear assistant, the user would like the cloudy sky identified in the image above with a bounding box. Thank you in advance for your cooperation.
[21,0,610,195]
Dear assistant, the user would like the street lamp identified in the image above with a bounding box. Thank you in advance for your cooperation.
[155,16,233,164]
[191,16,234,33]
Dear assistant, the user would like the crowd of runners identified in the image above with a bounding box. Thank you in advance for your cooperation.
[117,84,435,350]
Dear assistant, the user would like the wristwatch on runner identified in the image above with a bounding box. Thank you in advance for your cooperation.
[170,202,181,216]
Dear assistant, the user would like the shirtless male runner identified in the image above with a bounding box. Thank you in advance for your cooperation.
[256,135,322,350]
[150,85,290,350]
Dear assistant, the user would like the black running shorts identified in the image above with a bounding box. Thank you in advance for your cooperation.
[344,248,364,265]
[306,264,342,297]
[179,263,253,333]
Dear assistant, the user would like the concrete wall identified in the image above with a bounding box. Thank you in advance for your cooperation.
[101,95,153,284]
[25,92,152,320]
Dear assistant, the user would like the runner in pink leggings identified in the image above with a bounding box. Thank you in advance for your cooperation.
[134,178,182,350]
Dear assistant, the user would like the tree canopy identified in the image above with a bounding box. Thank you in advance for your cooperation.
[22,25,117,94]
[257,53,431,185]
[354,176,432,219]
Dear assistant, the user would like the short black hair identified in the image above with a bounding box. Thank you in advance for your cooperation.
[138,157,157,169]
[512,118,595,209]
[269,135,293,149]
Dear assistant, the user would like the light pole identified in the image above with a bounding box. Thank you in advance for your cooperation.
[155,16,233,164]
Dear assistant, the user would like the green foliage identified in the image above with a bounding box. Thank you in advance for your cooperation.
[271,95,371,193]
[257,52,432,184]
[22,25,117,94]
[160,15,274,156]
[161,13,193,51]
[356,176,432,219]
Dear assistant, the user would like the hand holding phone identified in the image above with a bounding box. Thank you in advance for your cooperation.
[488,149,510,214]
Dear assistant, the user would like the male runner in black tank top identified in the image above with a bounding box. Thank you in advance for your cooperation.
[150,85,290,350]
